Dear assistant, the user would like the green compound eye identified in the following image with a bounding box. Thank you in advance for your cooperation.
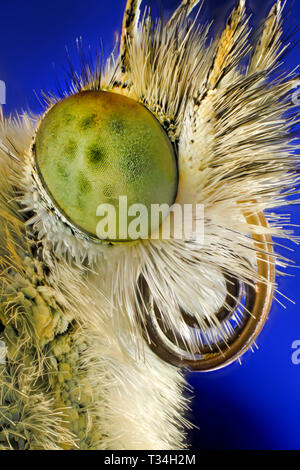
[34,90,178,242]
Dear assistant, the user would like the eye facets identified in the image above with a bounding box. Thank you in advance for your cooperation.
[34,90,178,242]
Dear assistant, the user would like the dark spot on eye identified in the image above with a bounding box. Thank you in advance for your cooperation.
[120,153,149,182]
[86,144,107,166]
[57,163,70,179]
[78,172,92,194]
[64,140,77,160]
[109,118,125,135]
[103,184,115,198]
[63,113,73,124]
[81,114,97,130]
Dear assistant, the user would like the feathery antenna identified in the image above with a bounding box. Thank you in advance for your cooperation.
[168,0,203,26]
[248,0,285,74]
[206,0,248,91]
[120,0,142,73]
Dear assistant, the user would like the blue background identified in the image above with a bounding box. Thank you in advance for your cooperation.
[0,0,299,450]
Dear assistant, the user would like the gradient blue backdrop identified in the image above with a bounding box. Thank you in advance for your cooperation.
[1,0,299,450]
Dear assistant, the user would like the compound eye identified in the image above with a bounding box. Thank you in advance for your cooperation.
[34,90,178,242]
